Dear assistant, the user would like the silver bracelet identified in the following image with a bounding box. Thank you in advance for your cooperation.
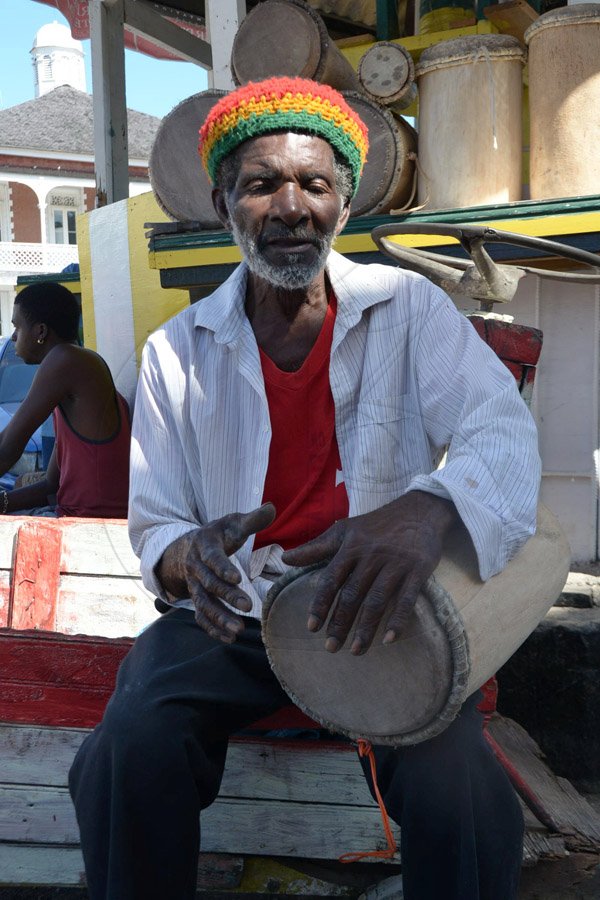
[0,490,8,514]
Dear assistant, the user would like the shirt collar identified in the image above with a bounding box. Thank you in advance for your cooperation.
[191,250,392,344]
[192,262,250,345]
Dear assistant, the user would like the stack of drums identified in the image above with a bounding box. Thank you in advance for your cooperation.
[526,4,600,200]
[415,35,526,210]
[229,0,418,216]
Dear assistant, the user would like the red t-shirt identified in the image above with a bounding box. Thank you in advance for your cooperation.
[254,293,349,551]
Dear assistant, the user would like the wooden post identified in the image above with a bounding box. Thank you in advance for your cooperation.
[90,0,130,207]
[206,0,246,90]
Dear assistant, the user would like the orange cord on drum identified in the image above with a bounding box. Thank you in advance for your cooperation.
[338,739,398,863]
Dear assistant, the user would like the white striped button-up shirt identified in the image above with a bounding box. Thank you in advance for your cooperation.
[129,250,541,617]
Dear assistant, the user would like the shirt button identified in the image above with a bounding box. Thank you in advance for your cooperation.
[253,486,259,495]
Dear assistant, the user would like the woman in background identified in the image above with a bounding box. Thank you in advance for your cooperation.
[0,282,130,518]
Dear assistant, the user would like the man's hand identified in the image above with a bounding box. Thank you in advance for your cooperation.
[157,503,276,642]
[281,491,457,656]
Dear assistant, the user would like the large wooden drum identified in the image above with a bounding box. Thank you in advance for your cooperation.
[230,0,360,90]
[526,4,600,200]
[149,90,226,227]
[415,35,525,210]
[342,91,418,216]
[262,504,569,746]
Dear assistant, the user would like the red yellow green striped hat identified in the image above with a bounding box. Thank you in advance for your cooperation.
[198,77,369,197]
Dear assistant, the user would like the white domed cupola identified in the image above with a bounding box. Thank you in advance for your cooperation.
[31,21,86,98]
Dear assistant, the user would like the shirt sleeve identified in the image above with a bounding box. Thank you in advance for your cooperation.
[127,328,268,614]
[128,335,204,599]
[406,282,541,580]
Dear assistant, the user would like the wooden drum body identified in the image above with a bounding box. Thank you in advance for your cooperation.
[526,4,600,200]
[415,35,525,210]
[343,91,417,216]
[230,0,359,90]
[262,504,569,746]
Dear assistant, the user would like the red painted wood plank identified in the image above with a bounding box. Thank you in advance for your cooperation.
[8,521,62,631]
[0,573,10,628]
[0,630,132,727]
[468,316,543,366]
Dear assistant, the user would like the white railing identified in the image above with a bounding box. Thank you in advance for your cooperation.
[0,241,79,277]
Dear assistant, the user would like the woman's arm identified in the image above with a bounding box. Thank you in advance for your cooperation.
[0,348,70,476]
[1,446,59,514]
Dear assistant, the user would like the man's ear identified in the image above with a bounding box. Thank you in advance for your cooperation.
[334,201,351,236]
[212,188,231,229]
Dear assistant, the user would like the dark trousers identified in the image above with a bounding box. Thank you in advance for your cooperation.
[69,608,524,900]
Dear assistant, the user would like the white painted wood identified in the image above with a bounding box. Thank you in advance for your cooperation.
[0,784,394,858]
[56,574,156,637]
[87,200,139,405]
[206,0,246,90]
[0,724,372,806]
[0,724,88,787]
[0,844,88,888]
[90,0,130,205]
[456,273,600,563]
[59,521,142,576]
[123,0,212,67]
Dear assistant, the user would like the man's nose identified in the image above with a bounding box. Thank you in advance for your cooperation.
[270,182,309,226]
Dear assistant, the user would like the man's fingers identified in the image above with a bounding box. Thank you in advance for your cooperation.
[191,584,247,642]
[282,521,343,568]
[346,569,407,655]
[306,554,354,633]
[323,568,376,653]
[189,559,253,612]
[382,570,427,644]
[221,503,276,555]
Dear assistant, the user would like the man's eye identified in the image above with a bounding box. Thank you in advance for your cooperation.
[246,179,270,192]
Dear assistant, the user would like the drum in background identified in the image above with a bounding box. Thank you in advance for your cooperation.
[415,35,525,210]
[262,504,570,746]
[230,0,360,91]
[358,41,417,113]
[342,91,417,216]
[526,4,600,201]
[149,90,226,227]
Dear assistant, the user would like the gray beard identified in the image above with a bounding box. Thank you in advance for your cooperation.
[230,219,333,290]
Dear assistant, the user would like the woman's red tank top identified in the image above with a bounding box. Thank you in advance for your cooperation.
[52,392,131,518]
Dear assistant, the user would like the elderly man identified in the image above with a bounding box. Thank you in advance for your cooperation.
[69,78,540,900]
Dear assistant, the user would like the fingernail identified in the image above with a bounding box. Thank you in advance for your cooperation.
[351,639,365,655]
[307,615,321,632]
[383,629,396,645]
[325,636,340,653]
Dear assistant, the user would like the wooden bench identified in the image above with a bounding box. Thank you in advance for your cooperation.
[1,517,599,895]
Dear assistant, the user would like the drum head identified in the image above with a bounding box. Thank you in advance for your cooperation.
[149,90,226,226]
[358,41,415,104]
[262,566,470,746]
[343,92,417,217]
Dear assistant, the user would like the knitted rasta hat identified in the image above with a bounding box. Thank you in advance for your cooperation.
[198,77,369,197]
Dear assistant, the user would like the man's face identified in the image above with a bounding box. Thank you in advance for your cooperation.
[213,133,350,290]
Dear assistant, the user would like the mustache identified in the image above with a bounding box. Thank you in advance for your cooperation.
[258,226,322,248]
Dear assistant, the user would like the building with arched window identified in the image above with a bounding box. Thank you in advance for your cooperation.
[0,22,160,335]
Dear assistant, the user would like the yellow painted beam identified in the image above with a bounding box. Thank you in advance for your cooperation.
[339,20,497,69]
[150,210,600,270]
[76,210,97,351]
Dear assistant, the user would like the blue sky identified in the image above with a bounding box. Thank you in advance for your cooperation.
[0,0,208,118]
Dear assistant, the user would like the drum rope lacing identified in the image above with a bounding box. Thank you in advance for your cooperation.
[338,739,398,863]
